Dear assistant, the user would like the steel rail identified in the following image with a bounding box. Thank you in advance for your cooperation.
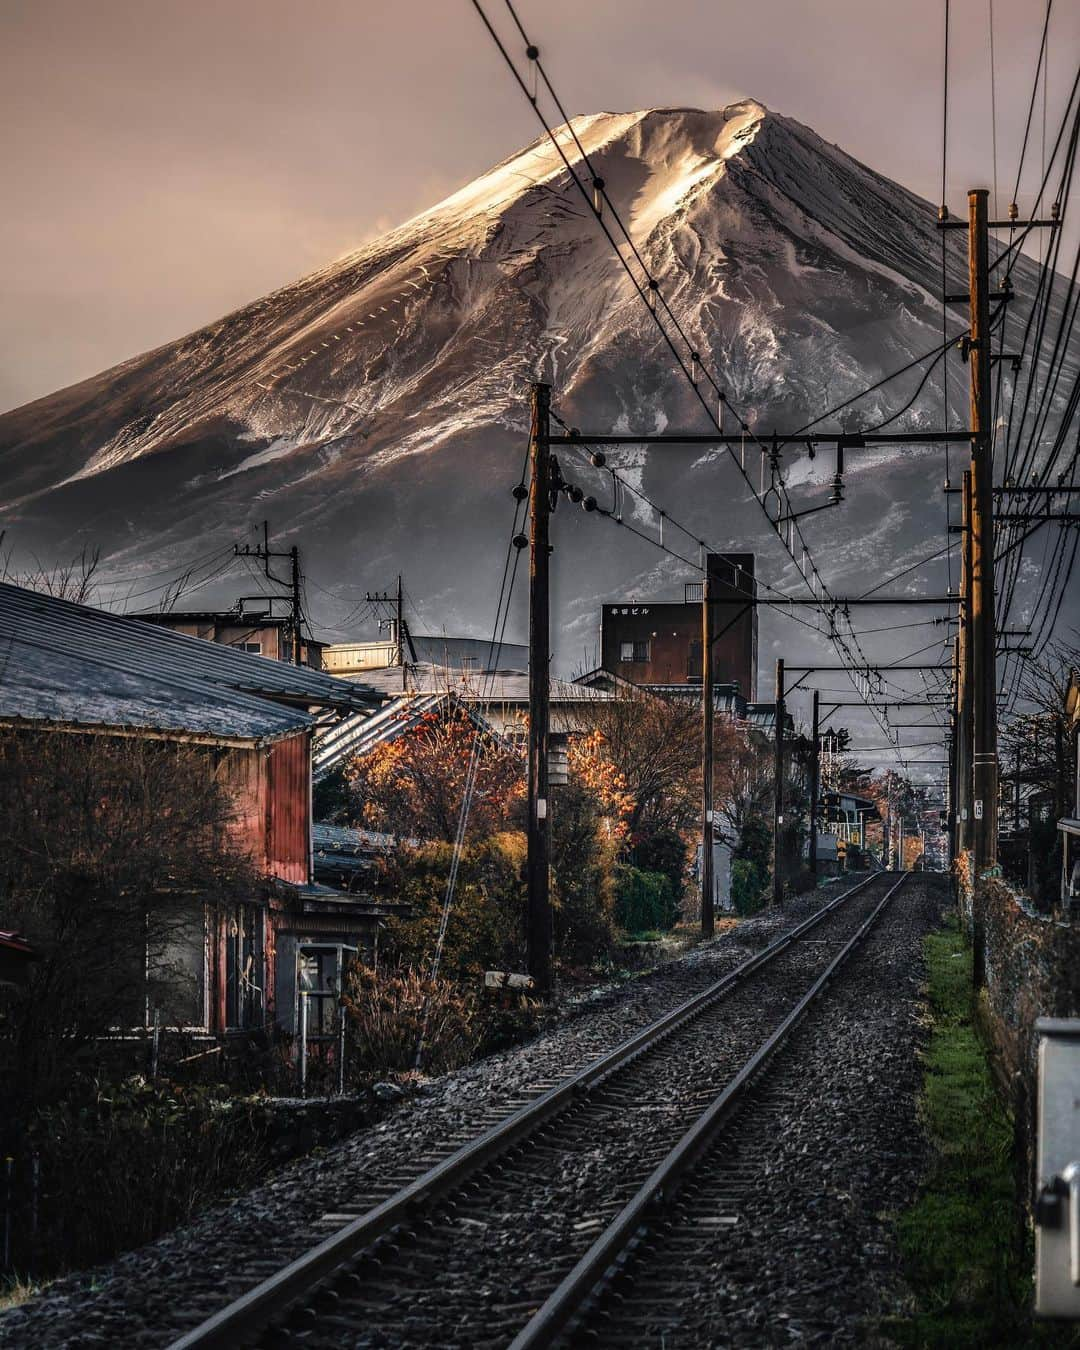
[169,871,888,1349]
[510,871,910,1349]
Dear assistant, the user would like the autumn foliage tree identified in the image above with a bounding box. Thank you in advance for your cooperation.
[345,705,525,843]
[575,686,701,840]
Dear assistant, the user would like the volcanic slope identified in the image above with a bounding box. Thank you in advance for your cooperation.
[0,102,1064,666]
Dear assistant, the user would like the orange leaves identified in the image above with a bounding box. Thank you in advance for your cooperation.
[345,709,525,844]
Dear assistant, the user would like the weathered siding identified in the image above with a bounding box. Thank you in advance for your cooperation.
[218,731,310,882]
[267,733,311,884]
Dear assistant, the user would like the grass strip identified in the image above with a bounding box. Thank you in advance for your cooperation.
[889,915,1079,1347]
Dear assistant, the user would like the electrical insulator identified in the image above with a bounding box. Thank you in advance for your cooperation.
[938,204,949,222]
[567,484,584,504]
[582,496,598,513]
[1051,200,1060,219]
[592,177,605,216]
[512,483,529,501]
[647,278,659,311]
[512,533,529,550]
[690,352,700,384]
[590,450,606,468]
[1008,201,1019,221]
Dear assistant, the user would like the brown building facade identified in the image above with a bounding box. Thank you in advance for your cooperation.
[141,606,326,668]
[601,553,758,698]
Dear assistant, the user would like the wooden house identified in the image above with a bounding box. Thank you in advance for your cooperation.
[0,581,382,1055]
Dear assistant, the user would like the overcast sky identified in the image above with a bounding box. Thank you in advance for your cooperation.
[1,0,1076,413]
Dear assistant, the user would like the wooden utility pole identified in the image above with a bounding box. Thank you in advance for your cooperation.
[884,778,893,869]
[956,470,974,854]
[948,633,959,864]
[968,188,998,870]
[701,574,715,936]
[527,382,553,997]
[809,689,820,879]
[772,657,785,907]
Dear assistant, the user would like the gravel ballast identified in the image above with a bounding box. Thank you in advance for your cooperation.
[0,875,941,1348]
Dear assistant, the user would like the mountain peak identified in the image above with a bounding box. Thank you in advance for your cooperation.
[2,98,1047,676]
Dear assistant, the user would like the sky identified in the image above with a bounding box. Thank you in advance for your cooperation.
[1,0,1076,414]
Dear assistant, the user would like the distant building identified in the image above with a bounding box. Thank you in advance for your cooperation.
[323,634,528,676]
[600,553,757,699]
[140,597,326,668]
[1060,669,1080,905]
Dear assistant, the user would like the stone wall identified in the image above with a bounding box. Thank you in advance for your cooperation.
[957,853,1080,1200]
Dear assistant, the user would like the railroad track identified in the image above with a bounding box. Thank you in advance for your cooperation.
[171,870,908,1350]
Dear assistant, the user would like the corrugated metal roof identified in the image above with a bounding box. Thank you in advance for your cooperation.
[313,692,498,781]
[0,582,379,714]
[0,628,313,743]
[313,822,394,855]
[350,664,614,704]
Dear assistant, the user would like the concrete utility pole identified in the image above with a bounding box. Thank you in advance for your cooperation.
[701,574,715,936]
[527,382,553,997]
[772,657,785,907]
[809,689,820,879]
[968,189,998,870]
[290,545,302,665]
[235,521,306,666]
[396,575,405,692]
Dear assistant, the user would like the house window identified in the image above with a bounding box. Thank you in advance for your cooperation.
[238,641,261,654]
[225,903,264,1030]
[619,640,650,662]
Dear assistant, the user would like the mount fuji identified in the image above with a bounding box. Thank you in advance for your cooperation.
[0,101,1064,697]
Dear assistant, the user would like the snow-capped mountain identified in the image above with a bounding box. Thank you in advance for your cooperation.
[0,102,1066,697]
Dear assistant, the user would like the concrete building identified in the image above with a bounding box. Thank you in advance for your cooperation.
[599,553,758,700]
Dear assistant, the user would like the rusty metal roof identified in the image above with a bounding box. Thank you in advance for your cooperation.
[0,583,327,743]
[0,581,379,716]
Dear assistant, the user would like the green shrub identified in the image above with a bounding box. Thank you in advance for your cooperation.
[731,858,768,915]
[379,833,528,983]
[613,866,678,934]
[629,830,688,905]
